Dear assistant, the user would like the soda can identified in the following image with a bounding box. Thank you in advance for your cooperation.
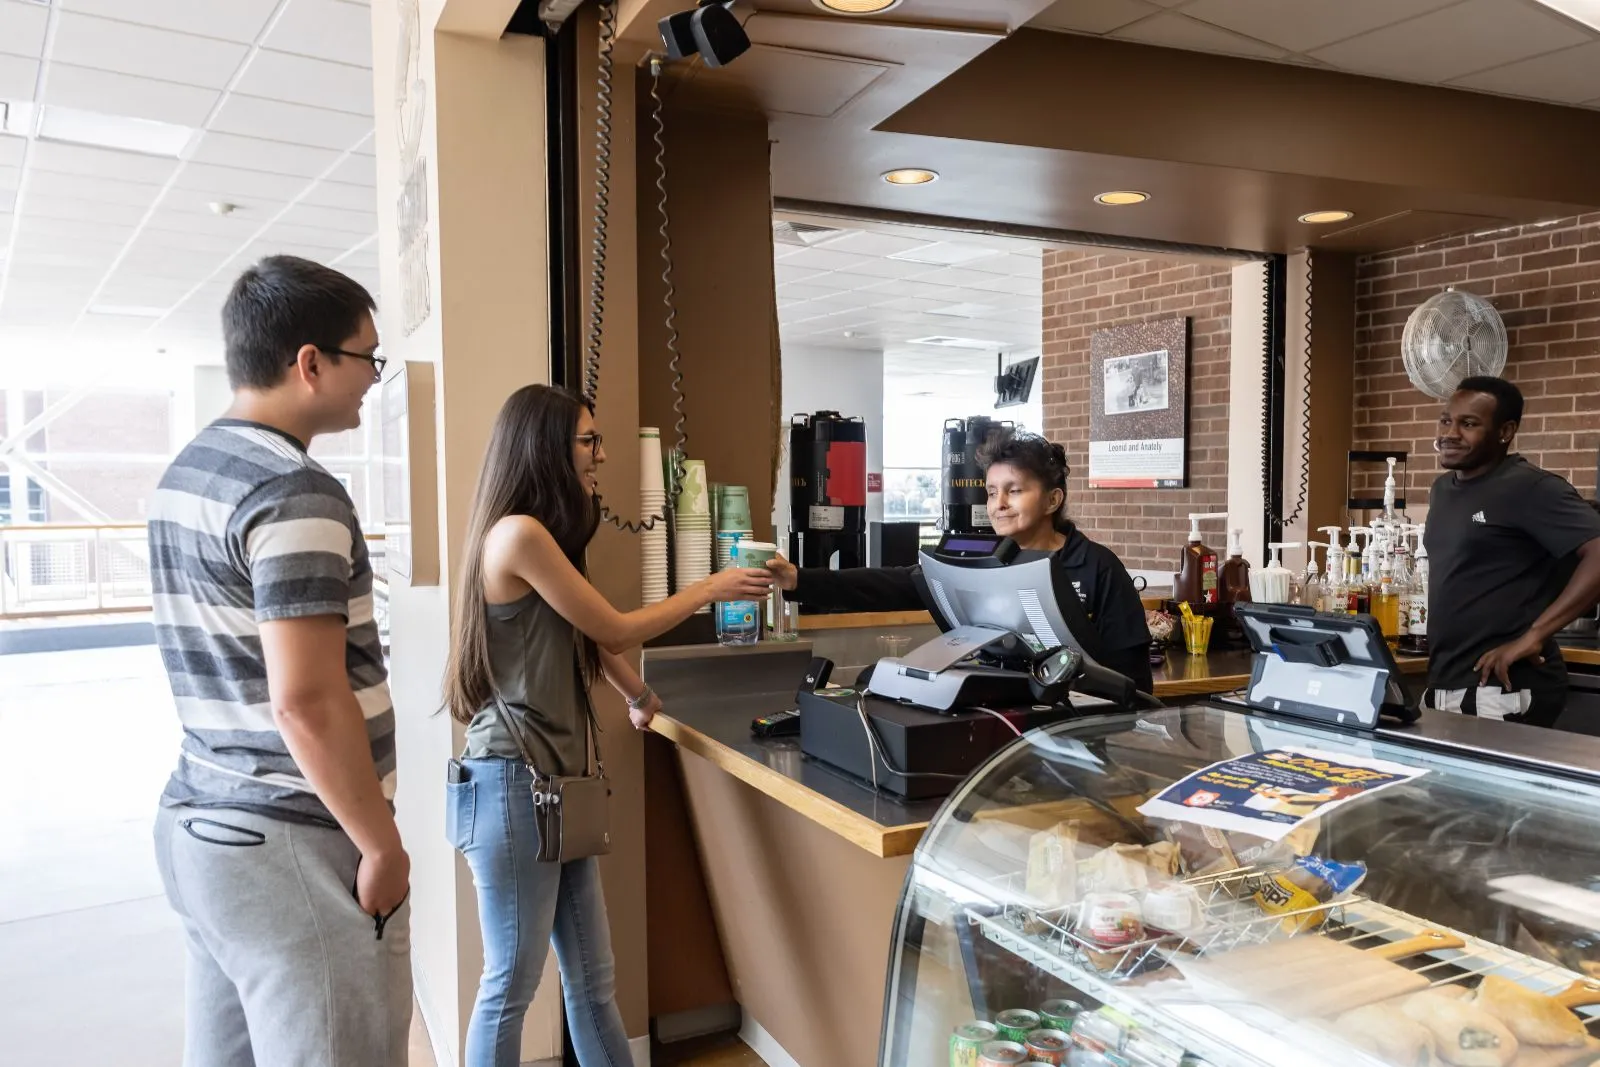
[951,1022,998,1067]
[995,1009,1041,1043]
[1024,1030,1071,1065]
[978,1041,1029,1067]
[1038,1000,1084,1033]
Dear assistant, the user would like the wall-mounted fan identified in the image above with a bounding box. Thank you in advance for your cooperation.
[1400,287,1508,399]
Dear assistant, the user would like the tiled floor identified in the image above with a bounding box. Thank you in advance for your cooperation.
[0,642,760,1067]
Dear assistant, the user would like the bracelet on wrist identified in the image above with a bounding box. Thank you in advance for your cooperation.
[627,685,654,711]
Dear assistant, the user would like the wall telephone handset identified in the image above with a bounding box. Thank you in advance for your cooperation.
[584,2,692,533]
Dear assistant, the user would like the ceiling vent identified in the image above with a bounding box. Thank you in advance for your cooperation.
[907,335,1002,350]
[773,220,851,248]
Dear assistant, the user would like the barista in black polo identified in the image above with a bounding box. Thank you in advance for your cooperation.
[1424,376,1600,726]
[766,430,1154,693]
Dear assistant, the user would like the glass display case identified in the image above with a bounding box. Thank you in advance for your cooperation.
[880,705,1600,1067]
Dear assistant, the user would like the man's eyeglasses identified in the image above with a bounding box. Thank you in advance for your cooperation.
[576,432,604,455]
[289,347,387,381]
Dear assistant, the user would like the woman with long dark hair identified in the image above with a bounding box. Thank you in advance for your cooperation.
[443,385,771,1066]
[768,429,1152,691]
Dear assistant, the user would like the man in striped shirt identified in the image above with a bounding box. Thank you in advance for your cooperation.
[148,256,410,1065]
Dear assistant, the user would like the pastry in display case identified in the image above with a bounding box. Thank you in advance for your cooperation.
[878,705,1600,1067]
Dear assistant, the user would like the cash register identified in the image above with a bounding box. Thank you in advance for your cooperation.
[797,531,1148,799]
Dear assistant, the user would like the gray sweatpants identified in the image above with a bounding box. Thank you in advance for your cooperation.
[153,804,413,1067]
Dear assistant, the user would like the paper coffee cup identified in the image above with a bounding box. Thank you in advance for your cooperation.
[734,540,779,569]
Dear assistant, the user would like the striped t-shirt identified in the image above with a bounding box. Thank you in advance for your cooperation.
[148,419,394,826]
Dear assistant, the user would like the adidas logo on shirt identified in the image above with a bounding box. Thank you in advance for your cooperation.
[1472,511,1487,524]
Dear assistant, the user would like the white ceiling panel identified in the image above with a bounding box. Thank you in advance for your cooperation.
[211,94,373,151]
[0,0,49,59]
[1177,0,1460,54]
[44,64,221,127]
[234,49,374,116]
[0,165,18,189]
[265,0,374,67]
[20,172,164,209]
[1112,12,1289,59]
[15,215,136,243]
[160,186,290,219]
[0,135,23,167]
[277,202,377,233]
[52,12,250,90]
[1451,39,1600,104]
[168,162,309,200]
[61,0,280,44]
[1031,0,1157,35]
[24,193,149,224]
[298,178,378,211]
[132,227,253,254]
[144,206,261,238]
[1309,0,1591,84]
[325,151,376,186]
[256,222,358,251]
[0,50,39,99]
[188,131,342,178]
[29,140,180,184]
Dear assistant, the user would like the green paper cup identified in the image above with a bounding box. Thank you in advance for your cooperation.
[734,540,779,570]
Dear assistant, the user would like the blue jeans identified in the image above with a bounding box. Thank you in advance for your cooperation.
[447,758,632,1067]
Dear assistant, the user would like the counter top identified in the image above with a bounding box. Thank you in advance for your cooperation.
[647,695,942,859]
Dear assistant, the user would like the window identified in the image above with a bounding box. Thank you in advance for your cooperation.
[0,472,47,524]
[882,467,941,523]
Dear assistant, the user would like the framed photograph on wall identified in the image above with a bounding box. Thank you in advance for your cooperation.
[1087,317,1189,489]
[379,360,439,585]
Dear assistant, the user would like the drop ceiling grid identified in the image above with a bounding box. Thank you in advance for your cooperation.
[1029,0,1600,107]
[0,0,380,356]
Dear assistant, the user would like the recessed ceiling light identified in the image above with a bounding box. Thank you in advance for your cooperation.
[1298,209,1355,224]
[37,106,195,158]
[1094,191,1150,206]
[882,168,938,186]
[813,0,902,13]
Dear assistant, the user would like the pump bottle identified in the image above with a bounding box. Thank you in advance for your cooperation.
[1218,527,1252,607]
[1173,512,1229,607]
[1302,541,1328,611]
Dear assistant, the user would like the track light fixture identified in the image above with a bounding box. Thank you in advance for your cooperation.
[658,0,750,68]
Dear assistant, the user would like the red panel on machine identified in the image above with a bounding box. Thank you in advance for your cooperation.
[824,440,866,507]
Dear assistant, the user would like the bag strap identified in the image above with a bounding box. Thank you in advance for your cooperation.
[489,688,606,780]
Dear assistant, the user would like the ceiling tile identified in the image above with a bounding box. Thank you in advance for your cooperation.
[1110,12,1289,59]
[298,179,378,211]
[0,51,39,99]
[257,222,357,251]
[188,131,342,178]
[0,164,18,190]
[264,0,374,67]
[145,206,260,238]
[1451,39,1600,104]
[277,202,377,234]
[30,140,180,184]
[52,12,250,90]
[170,162,309,200]
[0,0,49,59]
[134,227,248,253]
[211,94,373,151]
[44,64,221,127]
[20,172,165,208]
[325,151,375,186]
[1031,0,1160,36]
[234,50,374,116]
[1310,0,1592,84]
[1178,0,1460,54]
[161,187,290,220]
[26,193,151,225]
[0,135,23,167]
[802,231,928,258]
[61,0,279,44]
[15,215,136,243]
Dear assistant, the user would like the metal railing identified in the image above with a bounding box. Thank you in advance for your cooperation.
[0,524,390,638]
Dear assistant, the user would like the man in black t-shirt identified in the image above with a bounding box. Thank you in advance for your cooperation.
[1423,376,1600,726]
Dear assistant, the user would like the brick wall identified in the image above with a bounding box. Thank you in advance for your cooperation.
[1353,214,1600,512]
[1042,250,1234,573]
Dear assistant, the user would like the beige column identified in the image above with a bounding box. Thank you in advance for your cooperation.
[370,1,556,1064]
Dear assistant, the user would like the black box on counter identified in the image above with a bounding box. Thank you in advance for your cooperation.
[798,688,1074,800]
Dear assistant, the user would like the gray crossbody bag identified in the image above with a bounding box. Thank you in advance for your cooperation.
[491,692,612,863]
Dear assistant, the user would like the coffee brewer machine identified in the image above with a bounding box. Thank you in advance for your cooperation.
[788,411,867,572]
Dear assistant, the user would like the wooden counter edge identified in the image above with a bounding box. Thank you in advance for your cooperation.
[647,713,928,858]
[1564,645,1600,668]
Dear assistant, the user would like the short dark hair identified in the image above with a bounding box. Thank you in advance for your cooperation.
[977,429,1073,532]
[1456,375,1524,427]
[222,255,376,390]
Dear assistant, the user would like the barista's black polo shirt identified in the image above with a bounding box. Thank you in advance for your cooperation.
[1424,455,1600,698]
[791,522,1153,692]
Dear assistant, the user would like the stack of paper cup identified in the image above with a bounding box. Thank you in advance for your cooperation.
[673,458,713,612]
[639,429,669,604]
[714,485,754,572]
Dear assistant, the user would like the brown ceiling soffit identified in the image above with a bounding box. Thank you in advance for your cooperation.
[876,30,1600,210]
[614,0,1057,49]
